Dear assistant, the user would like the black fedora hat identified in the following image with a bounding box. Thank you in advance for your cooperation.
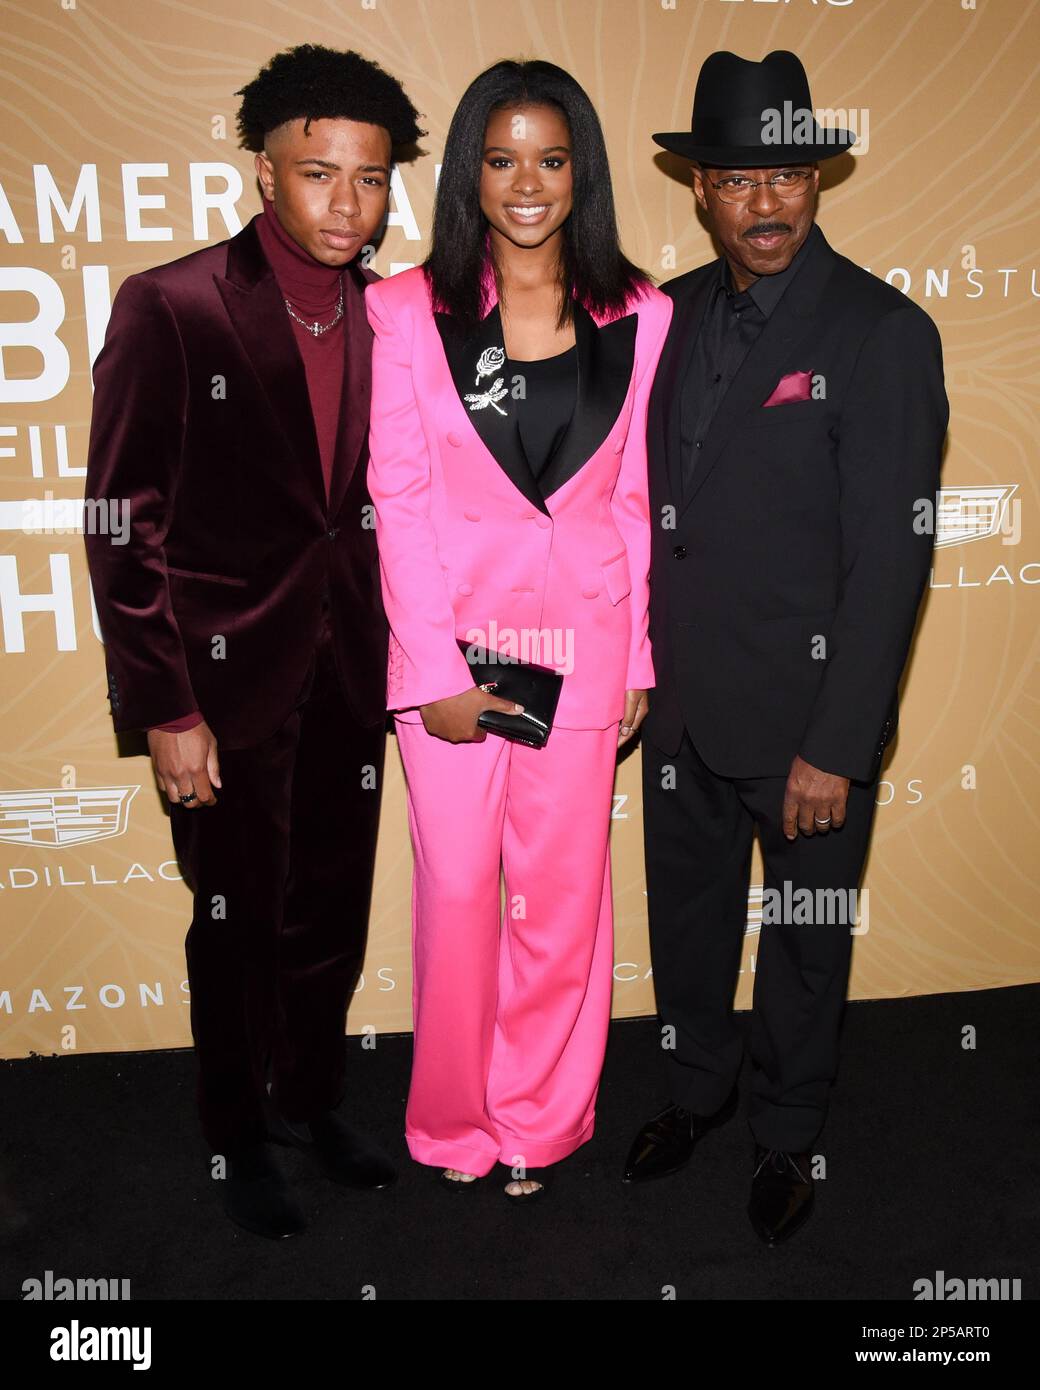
[653,50,855,166]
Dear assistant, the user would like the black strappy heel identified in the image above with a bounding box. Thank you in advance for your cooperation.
[503,1167,549,1204]
[438,1168,482,1192]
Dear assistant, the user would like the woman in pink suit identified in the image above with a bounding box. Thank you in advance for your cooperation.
[366,60,672,1200]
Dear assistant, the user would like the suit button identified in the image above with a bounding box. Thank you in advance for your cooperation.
[582,585,600,599]
[463,510,481,522]
[535,515,552,530]
[446,431,463,447]
[673,545,687,559]
[457,582,474,596]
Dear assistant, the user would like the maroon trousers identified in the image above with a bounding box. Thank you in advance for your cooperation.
[170,620,386,1154]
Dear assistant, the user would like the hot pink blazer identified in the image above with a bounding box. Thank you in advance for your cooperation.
[365,265,673,729]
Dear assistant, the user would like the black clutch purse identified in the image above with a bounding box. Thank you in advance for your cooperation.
[456,639,563,749]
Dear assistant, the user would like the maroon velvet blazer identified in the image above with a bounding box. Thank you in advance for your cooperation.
[84,217,388,749]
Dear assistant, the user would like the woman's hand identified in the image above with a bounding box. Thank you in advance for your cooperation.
[420,686,526,744]
[618,689,649,748]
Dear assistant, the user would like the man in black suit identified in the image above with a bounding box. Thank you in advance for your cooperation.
[623,51,948,1244]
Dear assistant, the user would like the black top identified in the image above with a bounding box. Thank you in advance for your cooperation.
[678,221,821,497]
[508,344,578,480]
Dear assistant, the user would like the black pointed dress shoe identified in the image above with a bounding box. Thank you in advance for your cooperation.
[748,1145,815,1245]
[218,1141,307,1240]
[622,1086,738,1184]
[268,1107,398,1190]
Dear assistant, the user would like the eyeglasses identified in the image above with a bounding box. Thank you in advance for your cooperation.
[706,169,814,204]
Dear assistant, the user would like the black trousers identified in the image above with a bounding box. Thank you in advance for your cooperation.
[170,625,386,1154]
[641,727,879,1151]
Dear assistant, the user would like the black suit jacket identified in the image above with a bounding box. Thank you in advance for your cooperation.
[85,217,388,750]
[644,224,948,782]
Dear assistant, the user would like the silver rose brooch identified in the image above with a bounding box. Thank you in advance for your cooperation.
[465,344,509,415]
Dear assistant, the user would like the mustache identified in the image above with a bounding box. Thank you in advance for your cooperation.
[744,223,792,237]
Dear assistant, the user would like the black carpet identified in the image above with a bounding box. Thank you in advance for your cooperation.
[2,986,1037,1301]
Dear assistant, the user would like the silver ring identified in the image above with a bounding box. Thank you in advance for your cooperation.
[180,790,198,804]
[814,815,831,825]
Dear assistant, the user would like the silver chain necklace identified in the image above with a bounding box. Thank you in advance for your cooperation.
[284,276,344,337]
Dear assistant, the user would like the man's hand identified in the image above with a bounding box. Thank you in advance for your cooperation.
[420,686,526,744]
[148,721,221,808]
[782,754,849,840]
[618,689,650,748]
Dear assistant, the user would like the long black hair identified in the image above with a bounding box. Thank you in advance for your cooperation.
[425,59,651,336]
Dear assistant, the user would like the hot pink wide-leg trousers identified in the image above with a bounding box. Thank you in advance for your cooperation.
[394,716,620,1176]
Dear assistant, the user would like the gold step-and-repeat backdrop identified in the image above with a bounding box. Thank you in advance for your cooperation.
[1,0,1038,1060]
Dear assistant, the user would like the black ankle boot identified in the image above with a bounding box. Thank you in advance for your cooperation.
[216,1140,306,1239]
[268,1107,397,1190]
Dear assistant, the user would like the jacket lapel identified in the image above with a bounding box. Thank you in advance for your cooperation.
[674,228,838,518]
[214,218,326,511]
[434,295,638,514]
[434,300,548,515]
[654,270,717,503]
[537,303,637,501]
[327,263,374,519]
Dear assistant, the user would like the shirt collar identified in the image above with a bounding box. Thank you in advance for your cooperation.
[718,221,821,317]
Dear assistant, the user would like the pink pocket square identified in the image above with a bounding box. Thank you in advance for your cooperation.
[762,371,814,408]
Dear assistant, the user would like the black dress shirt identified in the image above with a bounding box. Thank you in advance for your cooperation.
[509,344,578,480]
[679,222,821,497]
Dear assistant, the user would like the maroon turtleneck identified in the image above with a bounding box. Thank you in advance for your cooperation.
[254,195,346,497]
[153,199,347,735]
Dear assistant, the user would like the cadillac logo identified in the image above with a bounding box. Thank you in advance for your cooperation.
[0,786,139,848]
[935,485,1017,548]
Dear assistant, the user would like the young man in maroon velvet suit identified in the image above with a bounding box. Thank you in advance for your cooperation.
[84,46,423,1238]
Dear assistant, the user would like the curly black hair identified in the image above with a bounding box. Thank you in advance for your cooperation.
[236,44,424,152]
